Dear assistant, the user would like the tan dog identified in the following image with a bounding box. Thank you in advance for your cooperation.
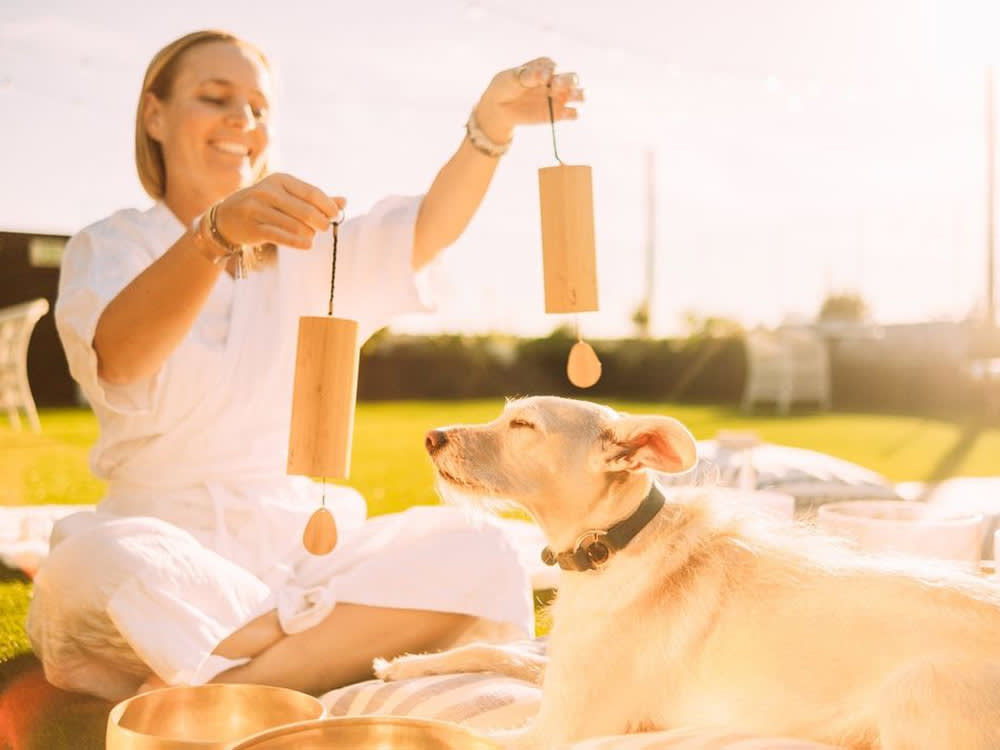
[377,396,1000,750]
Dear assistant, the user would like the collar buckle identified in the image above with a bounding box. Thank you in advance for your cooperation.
[574,530,612,569]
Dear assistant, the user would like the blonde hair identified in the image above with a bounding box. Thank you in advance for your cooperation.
[135,30,272,199]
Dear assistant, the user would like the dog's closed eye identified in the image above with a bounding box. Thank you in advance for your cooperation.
[509,419,536,430]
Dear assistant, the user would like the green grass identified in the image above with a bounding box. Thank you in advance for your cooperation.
[2,401,999,748]
[6,401,1000,510]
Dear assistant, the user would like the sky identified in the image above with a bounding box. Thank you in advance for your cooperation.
[1,0,999,337]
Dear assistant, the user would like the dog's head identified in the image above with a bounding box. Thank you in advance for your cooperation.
[425,396,697,545]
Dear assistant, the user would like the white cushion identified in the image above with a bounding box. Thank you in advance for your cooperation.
[659,440,898,515]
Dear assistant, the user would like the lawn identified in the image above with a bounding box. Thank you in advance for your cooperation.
[1,400,999,748]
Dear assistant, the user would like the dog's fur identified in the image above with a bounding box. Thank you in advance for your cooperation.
[377,397,1000,749]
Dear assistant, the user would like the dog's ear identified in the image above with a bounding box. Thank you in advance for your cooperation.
[602,415,697,474]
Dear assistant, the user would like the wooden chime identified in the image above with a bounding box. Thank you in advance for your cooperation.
[287,218,354,555]
[537,85,602,388]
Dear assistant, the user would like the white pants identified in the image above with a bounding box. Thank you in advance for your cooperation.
[26,505,534,702]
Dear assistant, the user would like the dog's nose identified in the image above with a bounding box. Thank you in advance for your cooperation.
[425,429,448,455]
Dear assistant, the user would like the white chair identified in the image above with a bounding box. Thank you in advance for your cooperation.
[0,297,50,433]
[741,327,831,414]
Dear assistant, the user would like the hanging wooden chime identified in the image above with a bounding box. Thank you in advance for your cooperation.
[287,217,356,555]
[537,83,602,388]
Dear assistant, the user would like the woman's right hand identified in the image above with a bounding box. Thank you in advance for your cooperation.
[214,173,346,250]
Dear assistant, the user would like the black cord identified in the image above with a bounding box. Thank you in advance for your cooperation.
[328,218,341,317]
[547,81,564,165]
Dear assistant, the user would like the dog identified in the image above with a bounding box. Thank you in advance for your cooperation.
[376,396,1000,749]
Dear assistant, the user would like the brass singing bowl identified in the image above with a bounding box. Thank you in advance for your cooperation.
[107,683,325,750]
[228,716,501,749]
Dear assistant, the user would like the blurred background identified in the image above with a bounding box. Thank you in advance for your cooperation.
[1,0,999,414]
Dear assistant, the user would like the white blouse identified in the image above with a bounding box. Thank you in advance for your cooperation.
[56,196,429,490]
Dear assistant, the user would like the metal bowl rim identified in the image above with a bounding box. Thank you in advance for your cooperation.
[227,715,500,749]
[108,683,325,746]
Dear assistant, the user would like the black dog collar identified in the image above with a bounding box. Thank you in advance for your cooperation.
[540,484,666,572]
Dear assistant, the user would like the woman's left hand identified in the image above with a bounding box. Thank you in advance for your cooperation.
[474,57,583,145]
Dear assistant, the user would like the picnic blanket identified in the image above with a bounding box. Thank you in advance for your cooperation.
[0,504,85,578]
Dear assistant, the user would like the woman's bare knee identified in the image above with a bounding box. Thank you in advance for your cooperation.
[212,610,283,660]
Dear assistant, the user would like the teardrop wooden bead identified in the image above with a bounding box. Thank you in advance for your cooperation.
[567,340,602,388]
[303,507,338,555]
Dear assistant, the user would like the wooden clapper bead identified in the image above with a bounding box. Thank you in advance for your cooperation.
[567,340,602,389]
[288,316,358,556]
[538,164,599,314]
[302,506,338,556]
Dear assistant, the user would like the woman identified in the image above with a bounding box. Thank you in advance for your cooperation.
[26,30,583,701]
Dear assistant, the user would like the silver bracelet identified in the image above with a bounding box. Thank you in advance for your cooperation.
[208,202,257,279]
[465,108,512,158]
[194,208,236,266]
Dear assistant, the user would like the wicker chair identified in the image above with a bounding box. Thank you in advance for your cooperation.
[0,298,50,432]
[741,326,831,414]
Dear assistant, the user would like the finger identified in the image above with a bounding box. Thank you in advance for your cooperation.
[514,57,556,89]
[549,72,579,93]
[263,188,331,232]
[548,86,585,104]
[256,223,314,250]
[254,204,315,239]
[556,105,579,121]
[273,174,342,220]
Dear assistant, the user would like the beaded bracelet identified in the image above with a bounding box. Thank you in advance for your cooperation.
[465,108,512,158]
[194,209,233,264]
[194,203,251,279]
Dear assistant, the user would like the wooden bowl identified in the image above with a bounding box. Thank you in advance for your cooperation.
[228,716,501,749]
[107,684,324,750]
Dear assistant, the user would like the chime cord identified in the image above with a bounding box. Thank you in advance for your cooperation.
[320,215,344,505]
[328,217,342,317]
[547,81,564,166]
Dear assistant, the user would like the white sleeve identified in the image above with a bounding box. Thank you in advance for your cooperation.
[54,228,163,414]
[301,194,433,343]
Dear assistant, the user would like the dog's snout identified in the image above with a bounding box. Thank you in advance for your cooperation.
[425,429,448,455]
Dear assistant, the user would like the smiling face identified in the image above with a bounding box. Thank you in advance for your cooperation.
[142,40,272,213]
[425,397,698,549]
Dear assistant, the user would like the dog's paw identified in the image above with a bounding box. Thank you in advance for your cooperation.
[374,653,450,682]
[373,655,424,681]
[372,657,392,680]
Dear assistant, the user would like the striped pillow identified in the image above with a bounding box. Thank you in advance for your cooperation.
[321,672,541,732]
[321,676,841,749]
[320,641,838,749]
